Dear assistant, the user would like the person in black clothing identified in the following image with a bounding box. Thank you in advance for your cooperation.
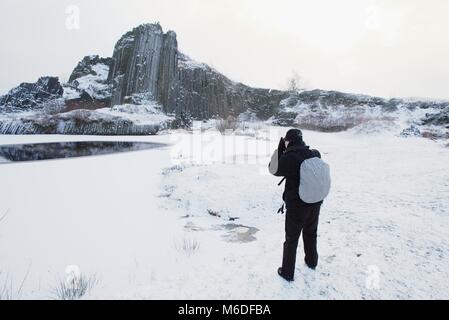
[269,129,323,282]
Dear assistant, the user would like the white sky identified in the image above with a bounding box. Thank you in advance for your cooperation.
[1,0,448,99]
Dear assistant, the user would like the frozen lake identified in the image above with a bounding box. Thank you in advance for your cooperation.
[0,141,166,163]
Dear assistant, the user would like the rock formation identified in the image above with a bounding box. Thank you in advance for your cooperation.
[176,53,288,119]
[69,55,113,83]
[0,22,448,138]
[0,77,63,112]
[64,55,113,111]
[106,23,288,120]
[0,108,173,135]
[108,23,178,111]
[422,106,449,128]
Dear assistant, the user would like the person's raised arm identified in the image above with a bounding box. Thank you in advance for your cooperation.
[269,149,297,177]
[269,138,286,176]
[273,152,297,177]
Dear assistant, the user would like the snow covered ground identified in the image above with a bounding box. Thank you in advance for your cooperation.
[0,124,448,299]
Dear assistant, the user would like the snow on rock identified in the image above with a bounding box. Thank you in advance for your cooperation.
[0,77,64,112]
[400,125,422,138]
[96,101,174,126]
[62,85,82,100]
[68,55,113,84]
[0,101,175,135]
[422,106,449,127]
[273,90,449,139]
[71,63,111,101]
[65,55,113,105]
[178,53,208,71]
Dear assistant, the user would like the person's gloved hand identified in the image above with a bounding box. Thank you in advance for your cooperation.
[278,137,286,158]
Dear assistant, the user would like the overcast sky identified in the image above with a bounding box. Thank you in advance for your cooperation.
[1,0,448,99]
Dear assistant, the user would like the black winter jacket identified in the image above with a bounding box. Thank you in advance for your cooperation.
[269,140,323,209]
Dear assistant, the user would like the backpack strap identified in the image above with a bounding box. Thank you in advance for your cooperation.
[277,204,285,214]
[278,177,286,186]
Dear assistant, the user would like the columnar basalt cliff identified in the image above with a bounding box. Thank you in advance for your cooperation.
[176,53,288,119]
[106,23,288,119]
[108,23,178,111]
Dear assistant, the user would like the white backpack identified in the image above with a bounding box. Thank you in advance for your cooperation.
[299,157,331,204]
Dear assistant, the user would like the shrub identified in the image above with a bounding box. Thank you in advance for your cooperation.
[0,267,30,300]
[0,272,13,300]
[215,116,240,135]
[174,237,201,257]
[171,111,193,129]
[53,273,98,300]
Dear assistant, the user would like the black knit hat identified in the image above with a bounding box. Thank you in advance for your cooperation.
[284,129,303,142]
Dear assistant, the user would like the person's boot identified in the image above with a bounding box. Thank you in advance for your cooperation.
[306,264,316,270]
[277,268,294,282]
[304,259,317,270]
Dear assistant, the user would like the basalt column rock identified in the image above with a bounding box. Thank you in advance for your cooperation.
[108,23,178,109]
[157,31,178,113]
[176,53,288,119]
[107,23,287,119]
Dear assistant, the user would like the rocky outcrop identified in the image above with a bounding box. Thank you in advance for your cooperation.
[107,24,288,120]
[422,106,449,128]
[64,55,113,111]
[0,77,63,112]
[108,23,178,111]
[271,90,449,132]
[285,90,388,109]
[0,108,174,135]
[176,53,288,119]
[69,55,113,83]
[400,125,421,137]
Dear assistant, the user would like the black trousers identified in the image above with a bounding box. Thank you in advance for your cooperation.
[281,203,321,279]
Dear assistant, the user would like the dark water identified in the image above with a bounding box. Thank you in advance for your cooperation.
[0,141,165,163]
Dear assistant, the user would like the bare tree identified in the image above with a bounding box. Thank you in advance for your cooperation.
[287,70,306,92]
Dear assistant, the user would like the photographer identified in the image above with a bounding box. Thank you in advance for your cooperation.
[269,129,325,282]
